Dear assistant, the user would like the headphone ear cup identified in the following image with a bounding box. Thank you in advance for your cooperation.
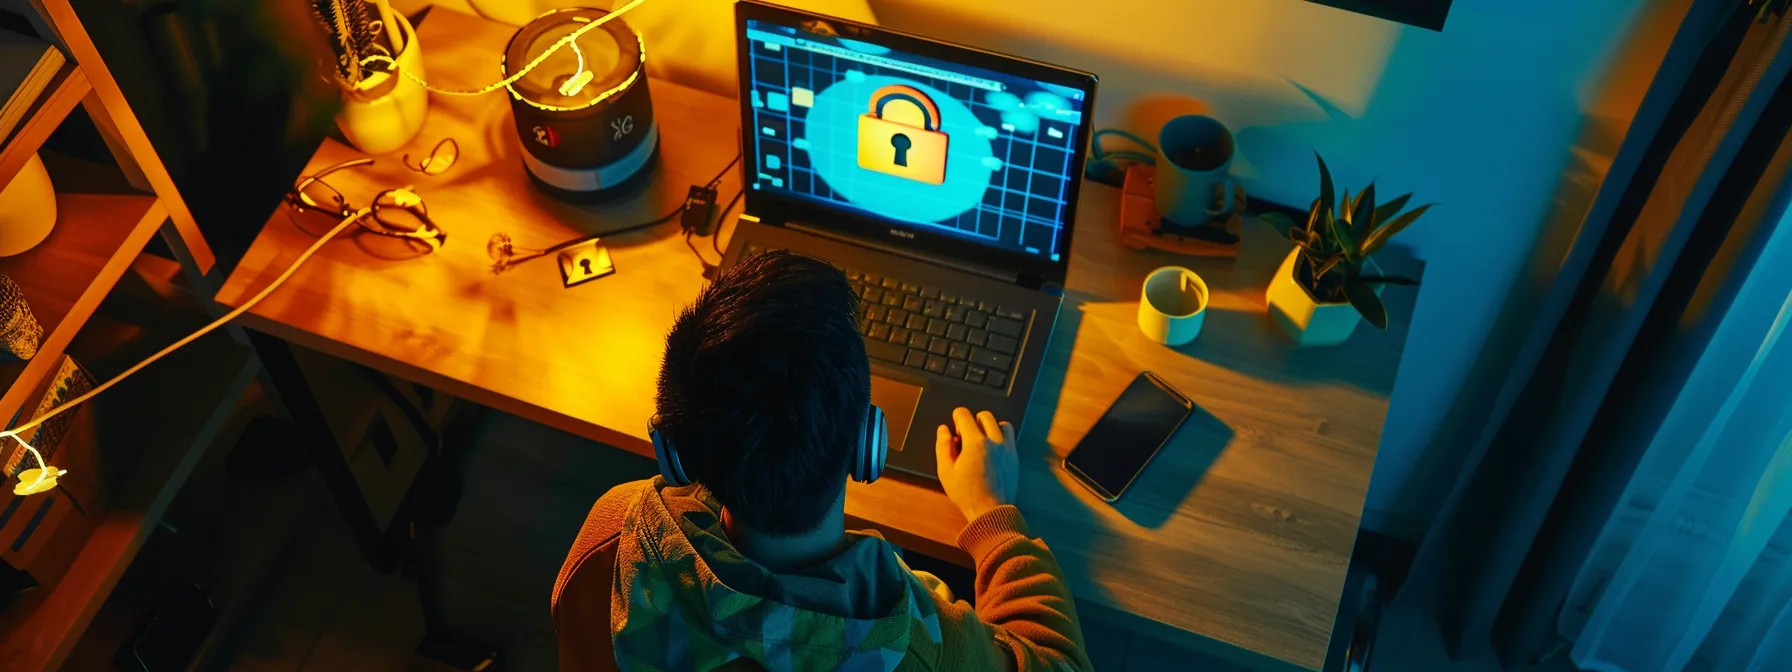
[648,416,691,486]
[855,405,888,483]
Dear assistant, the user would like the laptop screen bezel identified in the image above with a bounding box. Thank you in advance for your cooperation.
[733,0,1098,286]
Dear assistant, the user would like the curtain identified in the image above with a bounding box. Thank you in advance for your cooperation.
[1394,0,1792,666]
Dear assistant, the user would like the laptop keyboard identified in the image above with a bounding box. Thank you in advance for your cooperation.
[739,242,1031,390]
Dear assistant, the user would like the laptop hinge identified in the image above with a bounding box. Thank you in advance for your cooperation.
[783,220,1023,286]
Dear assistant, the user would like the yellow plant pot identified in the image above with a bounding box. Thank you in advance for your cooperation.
[1265,248,1383,347]
[335,12,428,155]
[0,153,56,258]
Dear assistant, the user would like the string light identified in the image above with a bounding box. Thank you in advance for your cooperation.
[2,206,375,495]
[357,0,651,111]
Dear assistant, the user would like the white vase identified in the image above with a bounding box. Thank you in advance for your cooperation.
[335,12,428,155]
[1265,248,1384,347]
[0,153,56,258]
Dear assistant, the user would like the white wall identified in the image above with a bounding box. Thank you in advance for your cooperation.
[393,0,1668,538]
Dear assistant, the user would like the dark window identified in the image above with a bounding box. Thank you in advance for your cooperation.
[1304,0,1453,31]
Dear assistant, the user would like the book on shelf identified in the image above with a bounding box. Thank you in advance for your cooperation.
[0,26,63,146]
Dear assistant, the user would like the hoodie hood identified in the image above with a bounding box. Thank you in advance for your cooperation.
[610,478,943,672]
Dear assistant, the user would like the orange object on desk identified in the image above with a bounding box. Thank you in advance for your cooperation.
[1118,162,1243,259]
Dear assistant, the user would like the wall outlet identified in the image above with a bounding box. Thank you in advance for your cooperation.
[557,240,615,288]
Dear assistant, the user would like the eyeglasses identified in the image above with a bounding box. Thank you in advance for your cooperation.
[404,138,459,175]
[284,158,447,254]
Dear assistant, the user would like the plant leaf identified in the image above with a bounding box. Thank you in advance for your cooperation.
[1352,183,1377,242]
[1306,198,1324,230]
[1372,193,1412,227]
[1345,282,1389,330]
[1358,275,1420,286]
[1328,208,1360,262]
[1261,212,1296,238]
[1362,203,1433,256]
[1316,153,1335,218]
[1314,254,1343,279]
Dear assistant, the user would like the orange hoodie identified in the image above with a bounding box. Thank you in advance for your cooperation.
[552,479,1092,672]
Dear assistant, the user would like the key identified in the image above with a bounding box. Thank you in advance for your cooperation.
[945,360,968,379]
[900,282,921,295]
[885,308,908,325]
[864,305,885,322]
[987,316,1024,338]
[928,337,950,356]
[948,342,969,360]
[881,293,902,307]
[860,318,873,333]
[985,370,1009,389]
[987,334,1018,355]
[969,348,1013,371]
[904,349,927,368]
[902,296,923,312]
[867,322,890,341]
[944,305,965,322]
[965,310,989,329]
[995,307,1028,321]
[976,300,995,313]
[924,355,947,374]
[918,287,940,300]
[923,300,946,318]
[925,318,949,337]
[907,331,930,349]
[939,291,959,304]
[861,286,882,302]
[865,337,903,362]
[906,314,927,331]
[946,324,967,341]
[889,327,913,344]
[967,328,988,347]
[965,365,987,384]
[881,277,899,289]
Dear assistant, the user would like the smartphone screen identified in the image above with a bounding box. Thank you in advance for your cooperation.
[1063,372,1193,501]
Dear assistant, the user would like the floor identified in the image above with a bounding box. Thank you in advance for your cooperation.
[215,410,1579,672]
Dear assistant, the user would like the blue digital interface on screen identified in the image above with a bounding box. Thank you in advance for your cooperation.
[744,19,1089,262]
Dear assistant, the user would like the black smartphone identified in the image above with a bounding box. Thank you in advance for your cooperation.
[1062,371,1194,502]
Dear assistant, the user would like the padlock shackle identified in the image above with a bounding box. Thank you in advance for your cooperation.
[868,85,942,132]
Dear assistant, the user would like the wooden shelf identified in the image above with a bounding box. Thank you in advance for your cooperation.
[0,191,163,427]
[0,301,258,671]
[0,62,90,190]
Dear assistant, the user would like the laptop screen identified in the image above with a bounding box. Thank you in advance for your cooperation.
[740,15,1093,265]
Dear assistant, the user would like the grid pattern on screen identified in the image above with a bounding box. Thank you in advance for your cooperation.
[745,35,1080,260]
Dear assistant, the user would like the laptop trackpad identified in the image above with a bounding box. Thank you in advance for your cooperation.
[871,375,922,454]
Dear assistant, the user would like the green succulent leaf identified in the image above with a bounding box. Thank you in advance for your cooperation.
[1329,209,1360,262]
[1306,197,1324,230]
[1314,254,1343,280]
[1373,193,1413,227]
[1316,153,1336,219]
[1345,282,1389,330]
[1351,183,1377,242]
[1362,203,1433,256]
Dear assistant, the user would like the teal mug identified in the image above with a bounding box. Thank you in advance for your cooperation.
[1154,115,1237,226]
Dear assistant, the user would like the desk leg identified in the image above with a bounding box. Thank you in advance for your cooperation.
[244,330,394,569]
[402,403,504,670]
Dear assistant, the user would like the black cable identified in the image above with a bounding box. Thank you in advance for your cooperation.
[684,230,717,270]
[707,152,741,188]
[711,187,744,258]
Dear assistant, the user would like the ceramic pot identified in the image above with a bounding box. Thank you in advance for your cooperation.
[335,12,427,155]
[0,153,56,257]
[1265,248,1384,347]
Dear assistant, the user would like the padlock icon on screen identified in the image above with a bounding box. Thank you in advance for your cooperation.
[857,85,949,185]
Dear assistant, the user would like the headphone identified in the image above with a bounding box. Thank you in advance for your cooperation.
[647,405,889,486]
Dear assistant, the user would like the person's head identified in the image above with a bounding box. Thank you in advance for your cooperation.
[655,250,870,536]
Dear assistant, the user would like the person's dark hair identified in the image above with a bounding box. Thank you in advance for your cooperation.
[656,250,869,535]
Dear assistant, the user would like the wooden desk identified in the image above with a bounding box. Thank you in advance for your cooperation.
[216,8,1410,671]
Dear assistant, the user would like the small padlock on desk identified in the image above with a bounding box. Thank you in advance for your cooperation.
[857,84,950,185]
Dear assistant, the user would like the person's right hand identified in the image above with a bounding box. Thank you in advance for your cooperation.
[936,407,1019,522]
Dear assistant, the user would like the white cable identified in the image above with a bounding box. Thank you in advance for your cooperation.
[3,207,372,494]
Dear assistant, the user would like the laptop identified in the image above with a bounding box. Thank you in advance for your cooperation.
[723,0,1098,480]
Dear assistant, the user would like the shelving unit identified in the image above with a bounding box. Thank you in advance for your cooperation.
[0,0,256,669]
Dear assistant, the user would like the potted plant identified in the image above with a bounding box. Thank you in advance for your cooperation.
[1259,154,1430,347]
[313,0,428,154]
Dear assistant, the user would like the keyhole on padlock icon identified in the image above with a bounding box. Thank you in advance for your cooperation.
[580,258,593,275]
[890,133,912,167]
